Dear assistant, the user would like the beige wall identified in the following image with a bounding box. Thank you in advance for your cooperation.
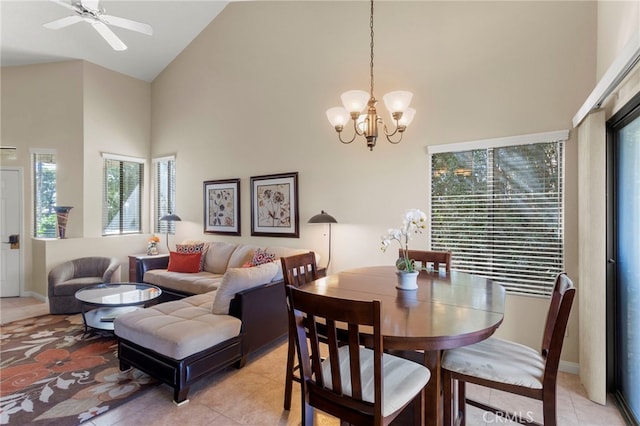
[0,61,151,296]
[597,0,640,80]
[82,62,152,237]
[151,1,597,365]
[577,0,640,404]
[1,61,84,295]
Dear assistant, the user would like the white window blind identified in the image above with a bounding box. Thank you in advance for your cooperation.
[429,132,566,297]
[102,154,144,235]
[32,150,56,238]
[153,156,176,234]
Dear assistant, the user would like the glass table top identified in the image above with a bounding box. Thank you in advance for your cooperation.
[75,283,162,307]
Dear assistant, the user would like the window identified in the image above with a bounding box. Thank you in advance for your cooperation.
[32,150,57,238]
[153,156,176,235]
[429,130,568,296]
[102,154,144,235]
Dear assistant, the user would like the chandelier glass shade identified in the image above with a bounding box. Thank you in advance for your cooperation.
[326,0,415,151]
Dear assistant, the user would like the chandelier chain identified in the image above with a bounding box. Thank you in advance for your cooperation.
[369,0,374,98]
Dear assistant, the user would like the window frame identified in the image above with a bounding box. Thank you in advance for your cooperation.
[102,153,145,236]
[152,155,176,235]
[427,130,569,297]
[31,149,57,238]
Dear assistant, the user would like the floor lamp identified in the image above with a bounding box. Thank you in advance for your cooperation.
[160,213,181,252]
[308,210,337,270]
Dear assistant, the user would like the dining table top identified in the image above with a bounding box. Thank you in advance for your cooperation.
[299,265,506,352]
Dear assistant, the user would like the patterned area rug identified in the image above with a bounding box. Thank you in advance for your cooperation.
[0,314,157,425]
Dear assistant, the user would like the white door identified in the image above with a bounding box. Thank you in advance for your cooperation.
[1,169,22,297]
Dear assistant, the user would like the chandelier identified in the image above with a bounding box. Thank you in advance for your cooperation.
[325,0,415,151]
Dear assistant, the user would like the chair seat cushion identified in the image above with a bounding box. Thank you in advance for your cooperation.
[321,346,431,417]
[114,292,241,360]
[54,277,104,296]
[441,337,544,389]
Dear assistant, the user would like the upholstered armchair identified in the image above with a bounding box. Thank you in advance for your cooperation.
[48,257,121,314]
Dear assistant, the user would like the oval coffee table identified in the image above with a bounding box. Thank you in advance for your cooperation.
[75,283,162,332]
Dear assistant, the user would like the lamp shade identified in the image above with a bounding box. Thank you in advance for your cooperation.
[341,90,369,114]
[397,107,416,127]
[383,90,413,113]
[326,107,350,127]
[160,213,182,222]
[308,210,337,224]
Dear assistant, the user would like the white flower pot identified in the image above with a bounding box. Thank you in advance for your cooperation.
[396,270,419,290]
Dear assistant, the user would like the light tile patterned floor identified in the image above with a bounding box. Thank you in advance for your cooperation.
[1,297,628,425]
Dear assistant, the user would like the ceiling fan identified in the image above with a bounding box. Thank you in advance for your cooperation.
[43,0,153,51]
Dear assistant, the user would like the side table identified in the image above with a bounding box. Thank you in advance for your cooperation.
[128,253,169,282]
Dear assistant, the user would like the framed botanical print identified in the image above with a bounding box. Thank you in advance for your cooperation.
[250,172,299,238]
[203,178,241,235]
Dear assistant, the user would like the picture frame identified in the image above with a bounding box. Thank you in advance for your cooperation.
[203,178,241,235]
[250,172,299,238]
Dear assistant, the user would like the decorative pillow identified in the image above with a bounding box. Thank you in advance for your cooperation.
[167,252,202,273]
[176,242,207,271]
[212,262,279,314]
[250,248,276,266]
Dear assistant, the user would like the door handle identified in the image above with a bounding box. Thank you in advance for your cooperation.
[3,234,19,249]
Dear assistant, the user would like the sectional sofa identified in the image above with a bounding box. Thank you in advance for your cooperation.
[114,241,316,404]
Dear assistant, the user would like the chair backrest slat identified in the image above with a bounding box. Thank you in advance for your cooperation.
[400,249,452,272]
[281,252,318,288]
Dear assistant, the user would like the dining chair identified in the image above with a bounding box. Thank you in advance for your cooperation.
[286,285,431,426]
[441,273,575,426]
[399,249,452,273]
[281,252,321,410]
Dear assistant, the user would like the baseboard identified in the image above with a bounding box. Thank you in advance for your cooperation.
[21,291,47,303]
[559,360,579,375]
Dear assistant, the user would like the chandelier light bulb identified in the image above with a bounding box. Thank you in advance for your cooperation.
[356,114,368,132]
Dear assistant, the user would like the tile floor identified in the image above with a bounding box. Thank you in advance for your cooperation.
[0,297,629,425]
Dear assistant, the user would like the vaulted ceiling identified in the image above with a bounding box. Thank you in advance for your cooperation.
[0,1,230,82]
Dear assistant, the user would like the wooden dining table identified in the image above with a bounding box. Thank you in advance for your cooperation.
[298,265,506,426]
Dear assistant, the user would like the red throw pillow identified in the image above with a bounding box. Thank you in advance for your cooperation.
[167,252,202,273]
[176,242,207,271]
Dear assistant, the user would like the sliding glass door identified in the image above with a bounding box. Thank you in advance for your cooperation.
[608,92,640,425]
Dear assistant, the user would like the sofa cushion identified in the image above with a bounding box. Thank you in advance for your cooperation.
[203,242,238,274]
[167,252,202,273]
[114,292,242,360]
[227,245,259,269]
[144,269,223,294]
[212,262,279,314]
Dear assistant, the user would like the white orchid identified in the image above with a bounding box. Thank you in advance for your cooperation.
[380,209,428,273]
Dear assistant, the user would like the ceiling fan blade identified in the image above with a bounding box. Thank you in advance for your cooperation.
[101,15,153,36]
[49,0,78,12]
[91,21,127,51]
[81,0,100,11]
[43,15,83,30]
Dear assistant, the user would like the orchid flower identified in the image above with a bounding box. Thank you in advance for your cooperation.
[380,209,427,273]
